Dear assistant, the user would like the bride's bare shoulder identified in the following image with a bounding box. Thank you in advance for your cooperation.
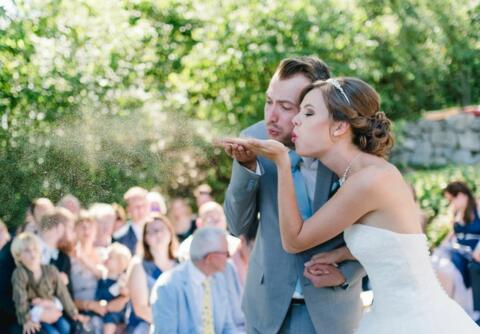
[349,160,402,191]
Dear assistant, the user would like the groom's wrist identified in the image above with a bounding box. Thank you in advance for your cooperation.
[336,279,349,290]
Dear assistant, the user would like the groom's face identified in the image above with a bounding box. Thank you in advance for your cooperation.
[264,73,311,145]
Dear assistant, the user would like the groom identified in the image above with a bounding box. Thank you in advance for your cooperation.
[223,56,365,333]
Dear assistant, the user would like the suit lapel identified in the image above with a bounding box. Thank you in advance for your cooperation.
[183,274,201,331]
[312,161,336,211]
[212,276,220,333]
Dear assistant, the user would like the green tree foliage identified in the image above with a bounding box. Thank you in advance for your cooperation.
[0,0,478,227]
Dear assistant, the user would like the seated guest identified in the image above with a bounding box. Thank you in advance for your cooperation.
[126,214,178,334]
[57,194,82,217]
[72,211,106,292]
[72,211,126,334]
[147,191,168,215]
[113,187,150,255]
[56,208,77,257]
[223,228,256,333]
[150,227,235,334]
[0,219,11,250]
[11,232,86,334]
[0,201,53,334]
[470,259,480,315]
[169,198,196,243]
[21,198,55,234]
[177,201,240,261]
[432,181,480,319]
[228,229,256,289]
[0,232,22,333]
[112,203,127,235]
[193,184,214,210]
[0,223,14,329]
[38,208,76,296]
[95,243,131,334]
[90,203,116,249]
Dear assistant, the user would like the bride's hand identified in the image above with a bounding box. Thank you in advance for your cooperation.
[219,137,289,165]
[305,246,355,267]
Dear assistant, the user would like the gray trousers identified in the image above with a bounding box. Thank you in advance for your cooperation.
[279,304,317,334]
[247,304,317,334]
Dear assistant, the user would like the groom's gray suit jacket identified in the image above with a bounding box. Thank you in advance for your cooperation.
[224,121,365,334]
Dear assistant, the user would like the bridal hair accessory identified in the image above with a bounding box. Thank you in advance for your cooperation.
[339,153,361,186]
[326,78,350,105]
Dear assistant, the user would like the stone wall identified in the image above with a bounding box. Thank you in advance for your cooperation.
[391,113,480,167]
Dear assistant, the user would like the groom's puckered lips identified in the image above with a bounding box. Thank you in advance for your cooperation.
[267,126,281,137]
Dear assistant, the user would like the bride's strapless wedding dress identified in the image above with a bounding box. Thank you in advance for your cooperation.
[344,223,480,333]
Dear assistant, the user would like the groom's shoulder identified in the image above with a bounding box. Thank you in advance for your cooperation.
[241,120,268,139]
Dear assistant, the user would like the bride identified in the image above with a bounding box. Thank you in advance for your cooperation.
[223,77,479,333]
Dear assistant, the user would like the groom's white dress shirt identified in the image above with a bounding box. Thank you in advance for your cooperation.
[253,155,318,203]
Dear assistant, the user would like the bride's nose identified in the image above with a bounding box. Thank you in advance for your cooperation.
[292,114,301,126]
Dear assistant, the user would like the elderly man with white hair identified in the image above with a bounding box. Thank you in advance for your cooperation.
[150,227,237,334]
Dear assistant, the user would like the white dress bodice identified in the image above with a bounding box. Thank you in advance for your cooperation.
[344,223,480,333]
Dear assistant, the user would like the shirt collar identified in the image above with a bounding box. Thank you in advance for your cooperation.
[39,238,59,263]
[130,222,142,239]
[302,157,318,169]
[288,148,317,169]
[187,260,207,286]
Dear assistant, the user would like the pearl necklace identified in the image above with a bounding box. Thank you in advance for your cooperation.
[338,153,361,186]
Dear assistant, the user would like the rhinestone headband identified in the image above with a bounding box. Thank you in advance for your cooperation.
[326,78,350,105]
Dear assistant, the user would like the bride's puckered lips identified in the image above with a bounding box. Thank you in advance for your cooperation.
[291,131,298,143]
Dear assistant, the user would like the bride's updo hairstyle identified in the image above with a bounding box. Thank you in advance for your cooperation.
[299,77,394,158]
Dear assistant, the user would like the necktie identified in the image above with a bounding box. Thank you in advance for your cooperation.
[41,246,58,264]
[289,150,312,219]
[329,179,341,198]
[289,151,312,298]
[202,279,214,334]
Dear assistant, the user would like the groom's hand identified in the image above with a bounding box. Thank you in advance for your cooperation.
[220,139,257,171]
[304,264,346,288]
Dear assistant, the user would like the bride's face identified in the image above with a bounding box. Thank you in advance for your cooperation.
[292,89,334,157]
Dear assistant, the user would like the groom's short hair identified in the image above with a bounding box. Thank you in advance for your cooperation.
[276,56,331,82]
